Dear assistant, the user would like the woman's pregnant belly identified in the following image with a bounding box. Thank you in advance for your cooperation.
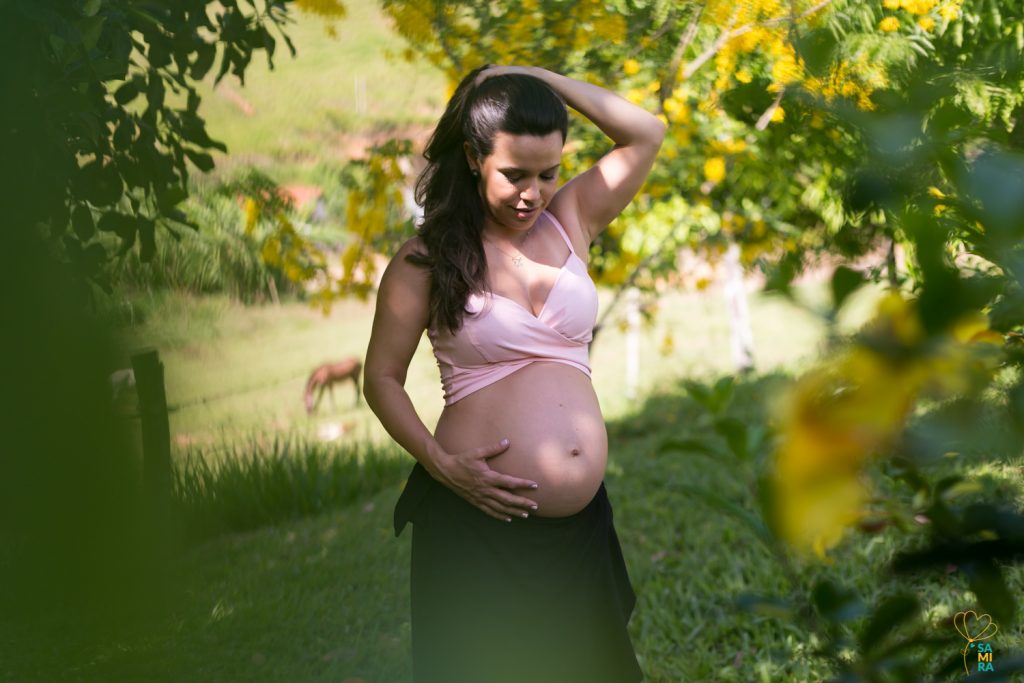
[433,362,608,518]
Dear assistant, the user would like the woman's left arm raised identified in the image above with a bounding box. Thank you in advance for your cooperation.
[477,65,667,245]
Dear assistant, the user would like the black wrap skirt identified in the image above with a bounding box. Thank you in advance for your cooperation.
[394,461,643,683]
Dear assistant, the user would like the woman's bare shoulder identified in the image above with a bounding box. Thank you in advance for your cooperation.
[387,236,430,276]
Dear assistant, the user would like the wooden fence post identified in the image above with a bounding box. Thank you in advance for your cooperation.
[131,349,173,525]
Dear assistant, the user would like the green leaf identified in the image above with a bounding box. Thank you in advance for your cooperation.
[190,43,216,80]
[683,380,713,409]
[155,184,189,211]
[964,559,1017,626]
[713,416,749,461]
[145,72,165,112]
[80,15,106,51]
[97,211,137,239]
[710,375,735,413]
[138,218,156,262]
[148,38,170,69]
[184,148,215,172]
[794,27,838,78]
[812,579,866,624]
[735,593,795,619]
[82,0,103,17]
[164,209,198,232]
[71,205,96,241]
[75,161,123,207]
[81,242,108,276]
[858,593,919,653]
[831,265,866,310]
[113,80,139,105]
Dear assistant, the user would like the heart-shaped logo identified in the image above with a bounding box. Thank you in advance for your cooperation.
[955,611,998,642]
[954,611,998,675]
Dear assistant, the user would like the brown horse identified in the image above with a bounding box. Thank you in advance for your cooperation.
[304,357,362,414]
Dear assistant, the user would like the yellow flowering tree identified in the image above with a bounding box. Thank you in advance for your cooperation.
[337,0,1018,326]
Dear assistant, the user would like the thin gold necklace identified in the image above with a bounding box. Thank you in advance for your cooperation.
[483,228,534,268]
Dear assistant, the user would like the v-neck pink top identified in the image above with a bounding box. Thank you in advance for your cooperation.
[427,210,599,406]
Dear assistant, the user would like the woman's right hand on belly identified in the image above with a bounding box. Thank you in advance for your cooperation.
[430,439,541,522]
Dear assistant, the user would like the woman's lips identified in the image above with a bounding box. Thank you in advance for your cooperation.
[513,206,538,218]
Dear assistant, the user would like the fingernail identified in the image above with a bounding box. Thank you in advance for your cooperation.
[505,517,512,523]
[500,438,510,447]
[530,505,538,510]
[521,512,529,518]
[530,483,538,489]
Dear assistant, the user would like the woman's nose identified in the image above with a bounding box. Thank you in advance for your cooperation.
[520,182,540,202]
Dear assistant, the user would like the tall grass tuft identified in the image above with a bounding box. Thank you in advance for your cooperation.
[171,432,409,546]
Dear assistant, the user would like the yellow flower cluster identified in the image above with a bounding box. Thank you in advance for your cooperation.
[804,53,889,111]
[709,137,748,155]
[295,0,347,19]
[878,0,961,34]
[704,157,726,184]
[880,16,901,31]
[938,2,962,20]
[384,0,438,54]
[770,292,1004,559]
[342,147,409,300]
[900,0,939,14]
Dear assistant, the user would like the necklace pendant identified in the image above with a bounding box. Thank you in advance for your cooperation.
[512,255,524,268]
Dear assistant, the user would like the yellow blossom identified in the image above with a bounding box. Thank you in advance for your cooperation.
[927,186,946,199]
[244,198,259,235]
[771,106,785,123]
[623,58,641,76]
[938,3,960,20]
[704,157,726,184]
[918,16,936,30]
[880,16,900,32]
[660,332,675,357]
[884,0,900,7]
[736,69,753,84]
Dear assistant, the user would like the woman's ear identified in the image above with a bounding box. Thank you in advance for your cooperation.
[463,141,479,176]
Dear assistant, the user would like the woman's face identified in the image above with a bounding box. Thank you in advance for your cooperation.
[468,130,563,232]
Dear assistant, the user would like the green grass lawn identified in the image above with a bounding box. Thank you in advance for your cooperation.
[29,280,998,682]
[17,345,1024,682]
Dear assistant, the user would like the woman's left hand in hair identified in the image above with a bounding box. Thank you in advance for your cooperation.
[473,64,531,87]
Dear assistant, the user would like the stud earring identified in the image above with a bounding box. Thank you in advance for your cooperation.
[470,169,480,179]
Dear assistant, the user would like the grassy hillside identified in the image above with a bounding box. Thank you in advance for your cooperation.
[191,0,446,182]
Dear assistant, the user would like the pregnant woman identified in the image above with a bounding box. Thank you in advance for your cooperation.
[363,64,665,683]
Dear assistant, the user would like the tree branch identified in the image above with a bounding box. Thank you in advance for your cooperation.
[659,5,704,110]
[681,0,835,80]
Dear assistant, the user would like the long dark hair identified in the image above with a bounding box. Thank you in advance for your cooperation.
[405,66,569,335]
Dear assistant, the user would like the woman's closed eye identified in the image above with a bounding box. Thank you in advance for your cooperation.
[504,172,557,183]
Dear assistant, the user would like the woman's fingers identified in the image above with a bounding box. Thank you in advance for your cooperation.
[471,489,537,521]
[494,473,539,491]
[453,438,541,518]
[490,488,539,512]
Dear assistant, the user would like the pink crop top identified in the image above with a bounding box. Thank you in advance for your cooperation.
[427,210,599,405]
